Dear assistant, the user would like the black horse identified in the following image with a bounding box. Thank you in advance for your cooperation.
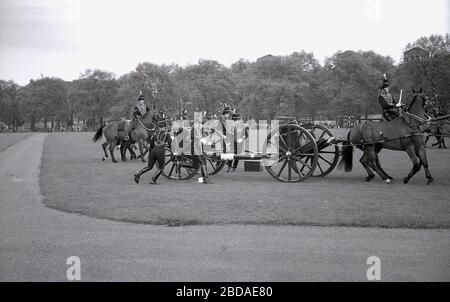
[339,88,433,185]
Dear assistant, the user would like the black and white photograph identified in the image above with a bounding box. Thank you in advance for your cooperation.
[0,0,449,287]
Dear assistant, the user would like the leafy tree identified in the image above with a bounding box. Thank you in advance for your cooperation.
[172,60,234,114]
[77,69,118,127]
[399,34,450,107]
[0,80,21,131]
[323,50,396,119]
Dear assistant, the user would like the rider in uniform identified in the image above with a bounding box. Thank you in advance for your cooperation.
[221,105,232,120]
[130,92,150,132]
[133,92,149,119]
[378,74,402,121]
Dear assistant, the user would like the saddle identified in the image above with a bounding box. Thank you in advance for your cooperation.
[117,120,131,140]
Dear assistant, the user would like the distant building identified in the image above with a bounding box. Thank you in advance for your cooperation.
[403,47,429,62]
[256,54,277,63]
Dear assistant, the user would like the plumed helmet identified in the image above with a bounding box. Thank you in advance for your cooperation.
[231,112,241,121]
[222,107,231,115]
[137,92,144,102]
[381,74,389,89]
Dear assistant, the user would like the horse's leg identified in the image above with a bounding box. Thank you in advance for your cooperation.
[101,141,109,161]
[415,145,433,185]
[142,142,149,158]
[359,152,375,182]
[403,145,421,184]
[128,142,137,160]
[365,145,390,183]
[109,139,119,163]
[138,138,146,162]
[120,140,127,161]
[438,128,446,148]
[375,146,393,180]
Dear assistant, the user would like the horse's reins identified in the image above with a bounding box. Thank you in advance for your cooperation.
[404,111,432,124]
[340,109,434,147]
[137,117,157,131]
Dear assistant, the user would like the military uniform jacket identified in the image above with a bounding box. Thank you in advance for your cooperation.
[378,90,396,110]
[133,104,149,118]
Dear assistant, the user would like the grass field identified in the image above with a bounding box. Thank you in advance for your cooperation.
[40,131,450,229]
[0,132,33,153]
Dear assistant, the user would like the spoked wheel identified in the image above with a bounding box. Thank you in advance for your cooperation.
[263,124,318,182]
[310,124,340,177]
[162,146,200,180]
[203,151,226,175]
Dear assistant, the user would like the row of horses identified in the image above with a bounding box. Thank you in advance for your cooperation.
[92,88,448,185]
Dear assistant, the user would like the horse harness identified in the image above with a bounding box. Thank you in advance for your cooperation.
[353,111,434,147]
[150,127,169,148]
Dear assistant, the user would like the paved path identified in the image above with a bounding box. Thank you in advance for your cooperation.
[0,134,449,281]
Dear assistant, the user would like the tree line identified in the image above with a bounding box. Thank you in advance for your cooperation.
[1,34,449,131]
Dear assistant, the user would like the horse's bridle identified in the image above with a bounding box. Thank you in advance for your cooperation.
[401,93,432,125]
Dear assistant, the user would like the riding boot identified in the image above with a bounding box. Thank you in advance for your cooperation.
[200,163,208,183]
[232,159,239,171]
[150,169,163,184]
[135,166,151,184]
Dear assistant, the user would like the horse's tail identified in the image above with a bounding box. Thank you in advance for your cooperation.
[92,125,105,143]
[338,131,353,172]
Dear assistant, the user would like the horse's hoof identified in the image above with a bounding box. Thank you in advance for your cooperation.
[385,178,391,184]
[427,178,434,185]
[102,157,106,161]
[403,177,409,184]
[365,175,374,182]
[134,174,140,184]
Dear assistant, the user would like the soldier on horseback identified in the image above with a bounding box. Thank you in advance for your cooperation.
[221,104,232,120]
[133,92,149,119]
[378,74,402,121]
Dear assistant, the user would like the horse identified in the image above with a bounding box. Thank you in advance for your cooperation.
[92,109,160,163]
[92,120,139,163]
[338,88,434,185]
[424,97,448,149]
[128,107,166,162]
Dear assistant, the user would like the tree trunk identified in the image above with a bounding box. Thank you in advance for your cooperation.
[31,116,36,131]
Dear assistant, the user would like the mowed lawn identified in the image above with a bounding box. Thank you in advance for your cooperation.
[0,132,33,153]
[40,132,450,229]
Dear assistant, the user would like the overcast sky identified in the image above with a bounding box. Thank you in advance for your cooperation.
[0,0,448,85]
